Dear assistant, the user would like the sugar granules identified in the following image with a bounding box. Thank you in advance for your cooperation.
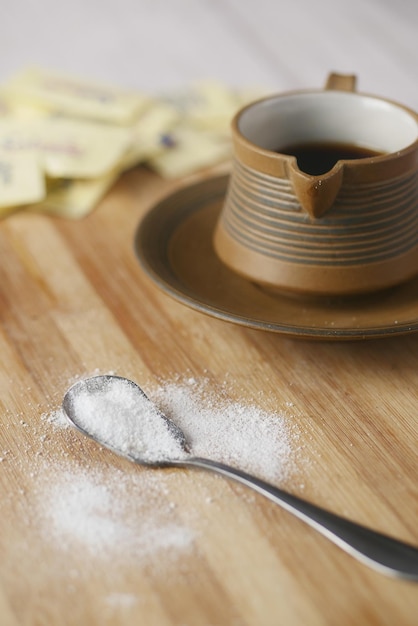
[32,375,302,566]
[151,376,296,483]
[64,376,188,462]
[36,461,194,559]
[60,375,296,481]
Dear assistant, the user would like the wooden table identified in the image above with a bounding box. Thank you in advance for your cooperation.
[0,165,417,625]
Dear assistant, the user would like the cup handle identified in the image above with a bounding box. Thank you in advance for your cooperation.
[325,72,357,92]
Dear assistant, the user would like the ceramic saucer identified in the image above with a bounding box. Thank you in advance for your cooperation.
[134,175,418,340]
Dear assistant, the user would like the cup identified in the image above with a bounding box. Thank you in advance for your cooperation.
[213,73,418,295]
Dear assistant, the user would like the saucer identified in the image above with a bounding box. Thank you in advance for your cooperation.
[134,175,418,340]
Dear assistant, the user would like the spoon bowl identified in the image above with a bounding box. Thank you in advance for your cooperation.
[63,374,418,581]
[63,374,189,465]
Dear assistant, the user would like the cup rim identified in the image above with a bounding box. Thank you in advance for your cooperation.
[232,88,418,163]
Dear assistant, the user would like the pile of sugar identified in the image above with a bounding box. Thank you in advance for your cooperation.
[35,461,194,560]
[65,376,187,463]
[29,375,300,570]
[151,377,295,483]
[59,375,297,484]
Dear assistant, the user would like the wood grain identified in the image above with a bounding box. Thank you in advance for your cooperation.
[0,166,417,626]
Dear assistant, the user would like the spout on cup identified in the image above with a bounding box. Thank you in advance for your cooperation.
[287,160,344,218]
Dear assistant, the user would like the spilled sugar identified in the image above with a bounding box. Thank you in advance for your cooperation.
[55,376,297,483]
[151,377,295,483]
[31,375,302,566]
[35,461,195,560]
[0,375,306,626]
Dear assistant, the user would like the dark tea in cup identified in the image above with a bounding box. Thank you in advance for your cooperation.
[277,141,385,176]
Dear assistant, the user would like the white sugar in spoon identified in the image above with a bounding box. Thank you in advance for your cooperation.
[63,374,418,581]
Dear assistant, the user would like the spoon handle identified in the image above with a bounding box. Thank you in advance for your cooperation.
[180,456,418,580]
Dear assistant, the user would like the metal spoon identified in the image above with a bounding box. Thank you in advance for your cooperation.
[63,374,418,581]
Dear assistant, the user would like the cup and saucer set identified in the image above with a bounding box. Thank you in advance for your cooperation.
[134,74,418,340]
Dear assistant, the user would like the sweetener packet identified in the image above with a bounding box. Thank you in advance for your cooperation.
[0,117,131,179]
[29,169,119,219]
[0,89,49,122]
[37,117,131,178]
[149,127,231,179]
[234,86,270,107]
[0,95,11,118]
[3,67,149,124]
[159,81,268,136]
[121,100,180,170]
[184,80,240,132]
[0,150,45,211]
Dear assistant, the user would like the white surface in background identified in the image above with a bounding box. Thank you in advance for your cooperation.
[0,0,417,107]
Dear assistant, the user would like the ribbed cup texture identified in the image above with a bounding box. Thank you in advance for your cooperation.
[221,160,418,266]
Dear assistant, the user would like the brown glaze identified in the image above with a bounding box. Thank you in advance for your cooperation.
[213,74,418,295]
[135,175,418,340]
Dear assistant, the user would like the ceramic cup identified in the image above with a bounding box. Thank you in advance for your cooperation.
[213,74,418,295]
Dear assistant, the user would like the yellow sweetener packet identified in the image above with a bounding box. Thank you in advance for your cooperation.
[0,150,45,211]
[0,95,12,118]
[0,117,131,179]
[121,100,180,170]
[149,127,231,179]
[234,85,270,107]
[36,117,131,178]
[161,81,269,135]
[3,67,149,124]
[0,89,49,122]
[183,80,239,133]
[30,169,119,219]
